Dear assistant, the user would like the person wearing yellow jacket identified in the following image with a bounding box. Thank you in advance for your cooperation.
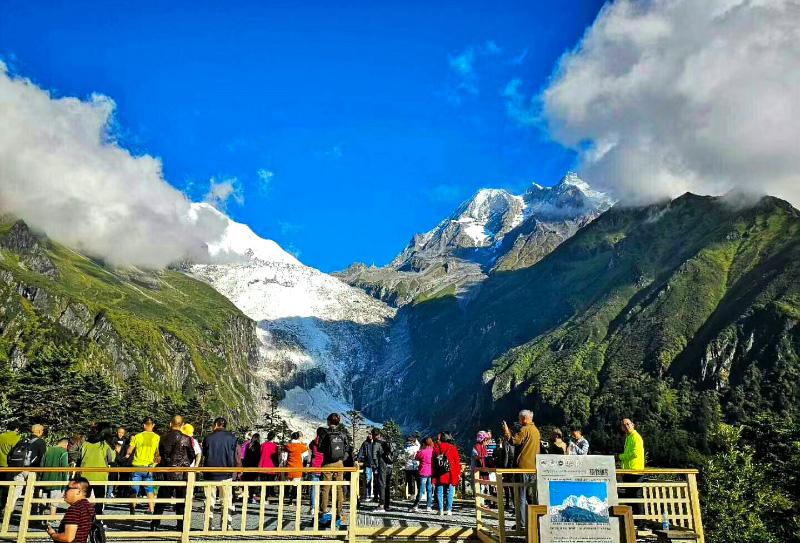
[619,418,645,514]
[619,418,645,469]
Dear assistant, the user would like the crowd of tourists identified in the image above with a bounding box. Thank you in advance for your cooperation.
[0,409,645,543]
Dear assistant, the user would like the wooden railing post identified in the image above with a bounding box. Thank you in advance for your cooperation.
[348,469,359,543]
[473,470,482,531]
[181,471,195,543]
[687,472,705,543]
[496,472,507,543]
[16,473,36,543]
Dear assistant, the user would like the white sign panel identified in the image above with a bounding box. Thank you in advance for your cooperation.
[536,455,619,543]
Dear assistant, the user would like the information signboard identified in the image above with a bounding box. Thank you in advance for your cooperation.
[536,454,619,543]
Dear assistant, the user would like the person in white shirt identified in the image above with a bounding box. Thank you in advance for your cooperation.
[402,436,420,500]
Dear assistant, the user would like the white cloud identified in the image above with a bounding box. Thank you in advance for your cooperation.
[0,63,227,269]
[540,0,800,206]
[503,79,538,126]
[484,40,502,55]
[257,168,274,189]
[449,47,476,77]
[204,177,244,209]
[509,48,528,66]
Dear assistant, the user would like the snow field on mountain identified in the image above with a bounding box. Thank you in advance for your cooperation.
[189,204,394,435]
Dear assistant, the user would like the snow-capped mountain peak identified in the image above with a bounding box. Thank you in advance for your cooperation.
[552,494,608,516]
[524,172,613,220]
[190,202,300,265]
[188,205,394,435]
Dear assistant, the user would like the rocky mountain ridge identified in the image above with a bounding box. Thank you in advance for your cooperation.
[336,173,613,306]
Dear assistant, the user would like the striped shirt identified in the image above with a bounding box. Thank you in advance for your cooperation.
[59,499,94,543]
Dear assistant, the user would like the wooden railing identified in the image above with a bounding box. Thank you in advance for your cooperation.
[472,468,704,543]
[1,466,359,543]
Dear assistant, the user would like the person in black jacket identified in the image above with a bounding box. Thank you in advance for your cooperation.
[151,416,196,531]
[356,433,377,501]
[491,434,515,512]
[373,430,395,512]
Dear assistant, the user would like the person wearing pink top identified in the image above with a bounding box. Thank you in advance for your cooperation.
[410,437,435,511]
[259,431,280,500]
[308,427,327,513]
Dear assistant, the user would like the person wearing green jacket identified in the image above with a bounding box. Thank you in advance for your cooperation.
[0,424,21,516]
[80,424,115,515]
[619,419,645,469]
[619,418,645,514]
[40,438,70,516]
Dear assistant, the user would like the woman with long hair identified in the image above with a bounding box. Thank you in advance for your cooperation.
[411,436,435,512]
[242,433,262,503]
[80,422,115,514]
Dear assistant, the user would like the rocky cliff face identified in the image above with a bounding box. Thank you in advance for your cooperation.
[336,173,613,306]
[0,218,262,427]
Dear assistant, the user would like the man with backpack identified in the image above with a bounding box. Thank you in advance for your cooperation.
[7,423,47,513]
[151,415,196,532]
[319,412,350,524]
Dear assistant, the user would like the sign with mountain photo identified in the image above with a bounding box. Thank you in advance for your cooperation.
[536,455,619,543]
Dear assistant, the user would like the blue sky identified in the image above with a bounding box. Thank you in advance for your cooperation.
[0,0,605,272]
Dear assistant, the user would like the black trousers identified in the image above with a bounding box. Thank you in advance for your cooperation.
[621,474,643,515]
[151,481,187,529]
[404,470,417,496]
[375,468,392,510]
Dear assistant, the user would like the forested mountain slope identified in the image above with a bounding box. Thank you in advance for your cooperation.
[366,193,800,465]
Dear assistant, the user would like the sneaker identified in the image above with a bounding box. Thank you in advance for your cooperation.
[446,510,453,516]
[409,506,418,512]
[439,510,444,516]
[426,507,433,512]
[374,507,386,512]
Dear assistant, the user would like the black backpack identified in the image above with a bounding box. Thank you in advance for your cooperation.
[434,444,451,476]
[321,431,347,463]
[88,518,106,543]
[7,437,38,468]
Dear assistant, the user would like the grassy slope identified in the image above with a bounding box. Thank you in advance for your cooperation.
[0,219,257,416]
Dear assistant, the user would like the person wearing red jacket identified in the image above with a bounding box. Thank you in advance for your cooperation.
[432,432,461,516]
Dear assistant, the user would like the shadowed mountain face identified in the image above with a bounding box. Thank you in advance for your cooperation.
[359,194,800,464]
[336,173,613,307]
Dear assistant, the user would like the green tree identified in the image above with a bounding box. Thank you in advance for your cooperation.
[701,424,794,543]
[345,409,366,448]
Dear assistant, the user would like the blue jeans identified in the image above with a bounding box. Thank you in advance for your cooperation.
[309,474,321,510]
[436,483,455,512]
[519,474,536,528]
[416,476,433,508]
[364,467,373,497]
[131,471,155,495]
